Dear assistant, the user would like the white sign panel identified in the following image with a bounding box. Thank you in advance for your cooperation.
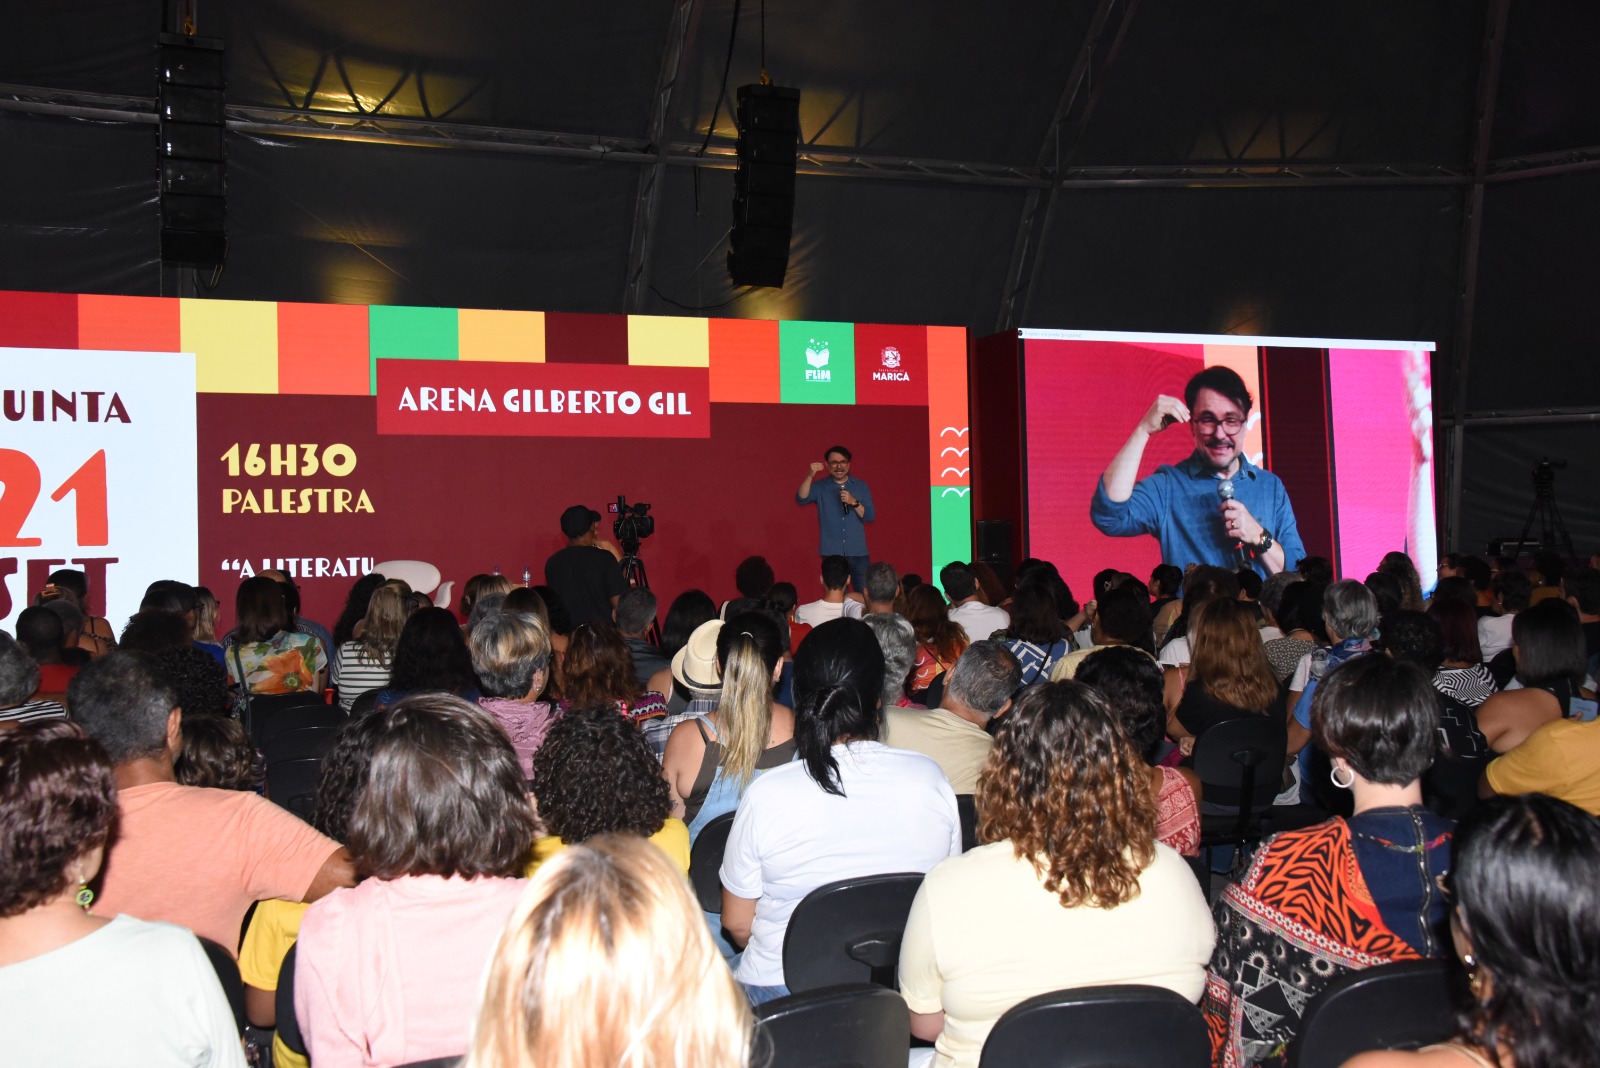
[1,348,198,634]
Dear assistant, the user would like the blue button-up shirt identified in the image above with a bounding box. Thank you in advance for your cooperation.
[798,475,875,556]
[1090,452,1304,577]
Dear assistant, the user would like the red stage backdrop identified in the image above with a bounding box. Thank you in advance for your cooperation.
[0,292,971,634]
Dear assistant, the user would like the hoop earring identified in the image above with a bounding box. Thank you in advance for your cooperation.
[76,883,94,911]
[1330,764,1356,790]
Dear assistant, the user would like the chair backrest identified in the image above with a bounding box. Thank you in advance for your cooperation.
[754,984,910,1068]
[1289,959,1457,1068]
[689,810,737,913]
[275,942,306,1056]
[1192,715,1287,837]
[978,984,1210,1068]
[197,935,247,1036]
[257,702,342,749]
[246,690,328,746]
[349,688,383,718]
[782,873,924,993]
[263,726,339,820]
[956,793,978,852]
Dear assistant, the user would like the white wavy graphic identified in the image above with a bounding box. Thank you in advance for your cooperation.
[940,446,970,458]
[940,426,969,437]
[940,467,970,478]
[939,487,971,498]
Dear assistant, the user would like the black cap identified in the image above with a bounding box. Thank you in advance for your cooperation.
[560,505,601,538]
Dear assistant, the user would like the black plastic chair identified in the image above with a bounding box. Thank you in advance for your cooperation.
[348,688,384,718]
[689,810,737,913]
[198,935,247,1036]
[781,873,924,993]
[1193,715,1288,864]
[275,942,306,1057]
[978,984,1209,1068]
[754,984,910,1068]
[263,726,339,821]
[956,793,978,852]
[245,690,327,746]
[1288,959,1457,1068]
[257,701,343,749]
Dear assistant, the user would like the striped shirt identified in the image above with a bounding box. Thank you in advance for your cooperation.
[333,642,392,712]
[0,699,66,725]
[1434,664,1498,708]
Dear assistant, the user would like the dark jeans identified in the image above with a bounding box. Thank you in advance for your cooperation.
[845,554,870,594]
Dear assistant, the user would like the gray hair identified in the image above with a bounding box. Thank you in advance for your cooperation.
[1260,570,1302,619]
[0,632,41,705]
[861,612,916,709]
[614,588,657,635]
[1323,579,1379,642]
[469,610,552,699]
[865,562,900,605]
[67,651,177,764]
[945,640,1022,719]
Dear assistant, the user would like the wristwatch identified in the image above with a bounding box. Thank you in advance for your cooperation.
[1257,529,1275,552]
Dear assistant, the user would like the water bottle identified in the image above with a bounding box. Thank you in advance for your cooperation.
[522,566,532,588]
[492,564,502,577]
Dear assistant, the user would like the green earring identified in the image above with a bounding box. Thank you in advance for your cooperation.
[76,884,94,910]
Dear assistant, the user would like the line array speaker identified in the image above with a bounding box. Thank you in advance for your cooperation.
[158,33,227,267]
[975,519,1014,590]
[727,84,800,289]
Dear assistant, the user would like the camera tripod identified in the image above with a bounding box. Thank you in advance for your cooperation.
[619,549,649,592]
[1510,461,1578,563]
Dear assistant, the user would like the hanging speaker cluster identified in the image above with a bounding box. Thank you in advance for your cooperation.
[157,33,227,268]
[727,84,800,289]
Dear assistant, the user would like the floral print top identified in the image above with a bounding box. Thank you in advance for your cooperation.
[226,631,326,695]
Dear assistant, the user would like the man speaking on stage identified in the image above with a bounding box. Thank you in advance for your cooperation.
[1090,366,1303,576]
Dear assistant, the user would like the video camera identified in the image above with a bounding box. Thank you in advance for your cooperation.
[612,496,655,556]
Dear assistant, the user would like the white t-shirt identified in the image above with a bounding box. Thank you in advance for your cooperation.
[0,914,246,1068]
[794,598,865,627]
[899,841,1216,1068]
[1158,635,1192,667]
[1478,613,1515,662]
[948,601,1010,642]
[721,741,962,986]
[1288,649,1316,692]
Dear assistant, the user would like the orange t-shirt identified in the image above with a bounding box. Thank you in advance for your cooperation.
[94,781,340,955]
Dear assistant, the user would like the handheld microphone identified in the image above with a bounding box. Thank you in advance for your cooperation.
[1217,477,1246,566]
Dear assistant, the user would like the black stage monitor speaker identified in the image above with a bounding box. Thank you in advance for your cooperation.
[728,84,800,289]
[158,33,227,268]
[976,520,1013,590]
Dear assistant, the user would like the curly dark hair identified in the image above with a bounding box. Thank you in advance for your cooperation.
[387,607,480,694]
[148,645,230,718]
[312,712,388,842]
[174,713,263,791]
[561,623,641,708]
[0,720,117,917]
[530,705,670,843]
[976,681,1157,908]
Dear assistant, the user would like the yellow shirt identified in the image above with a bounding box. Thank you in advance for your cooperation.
[525,818,692,877]
[1485,717,1600,816]
[237,898,310,1068]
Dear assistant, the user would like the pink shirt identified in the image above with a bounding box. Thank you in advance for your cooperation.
[295,874,526,1068]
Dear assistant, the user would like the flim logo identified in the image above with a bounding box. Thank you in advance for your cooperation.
[805,339,831,381]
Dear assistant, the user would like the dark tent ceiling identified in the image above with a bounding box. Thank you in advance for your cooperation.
[3,0,1597,555]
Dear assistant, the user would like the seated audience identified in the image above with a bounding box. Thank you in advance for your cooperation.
[898,681,1215,1068]
[371,606,482,707]
[226,575,327,696]
[862,611,920,708]
[1077,646,1202,855]
[1149,562,1185,638]
[258,568,335,667]
[1263,579,1324,683]
[1566,564,1600,676]
[942,561,1009,639]
[1203,655,1453,1067]
[904,583,969,698]
[794,554,867,627]
[1000,584,1071,685]
[118,609,232,719]
[174,714,263,792]
[1158,565,1241,666]
[1166,598,1281,752]
[14,605,77,700]
[1527,550,1565,606]
[1288,580,1380,784]
[1478,568,1531,666]
[38,597,91,667]
[329,573,386,651]
[332,580,411,711]
[35,567,116,657]
[614,588,669,687]
[70,652,353,953]
[884,640,1021,794]
[721,617,962,1003]
[1344,794,1600,1068]
[1382,611,1490,819]
[239,712,386,1068]
[725,555,776,615]
[469,609,557,780]
[662,612,795,840]
[1049,583,1156,680]
[296,694,535,1068]
[466,835,753,1068]
[1476,599,1592,753]
[0,721,245,1067]
[968,561,1010,609]
[646,618,725,758]
[530,704,690,873]
[0,633,64,725]
[1482,705,1600,816]
[1257,570,1301,641]
[456,573,511,633]
[863,560,901,615]
[1365,569,1405,621]
[764,581,813,655]
[660,589,717,663]
[192,584,224,663]
[556,621,667,722]
[1378,550,1426,611]
[1427,597,1498,706]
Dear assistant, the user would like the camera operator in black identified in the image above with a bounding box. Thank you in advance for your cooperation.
[544,505,628,627]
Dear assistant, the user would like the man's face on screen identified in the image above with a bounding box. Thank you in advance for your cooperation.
[825,453,851,481]
[1190,387,1246,472]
